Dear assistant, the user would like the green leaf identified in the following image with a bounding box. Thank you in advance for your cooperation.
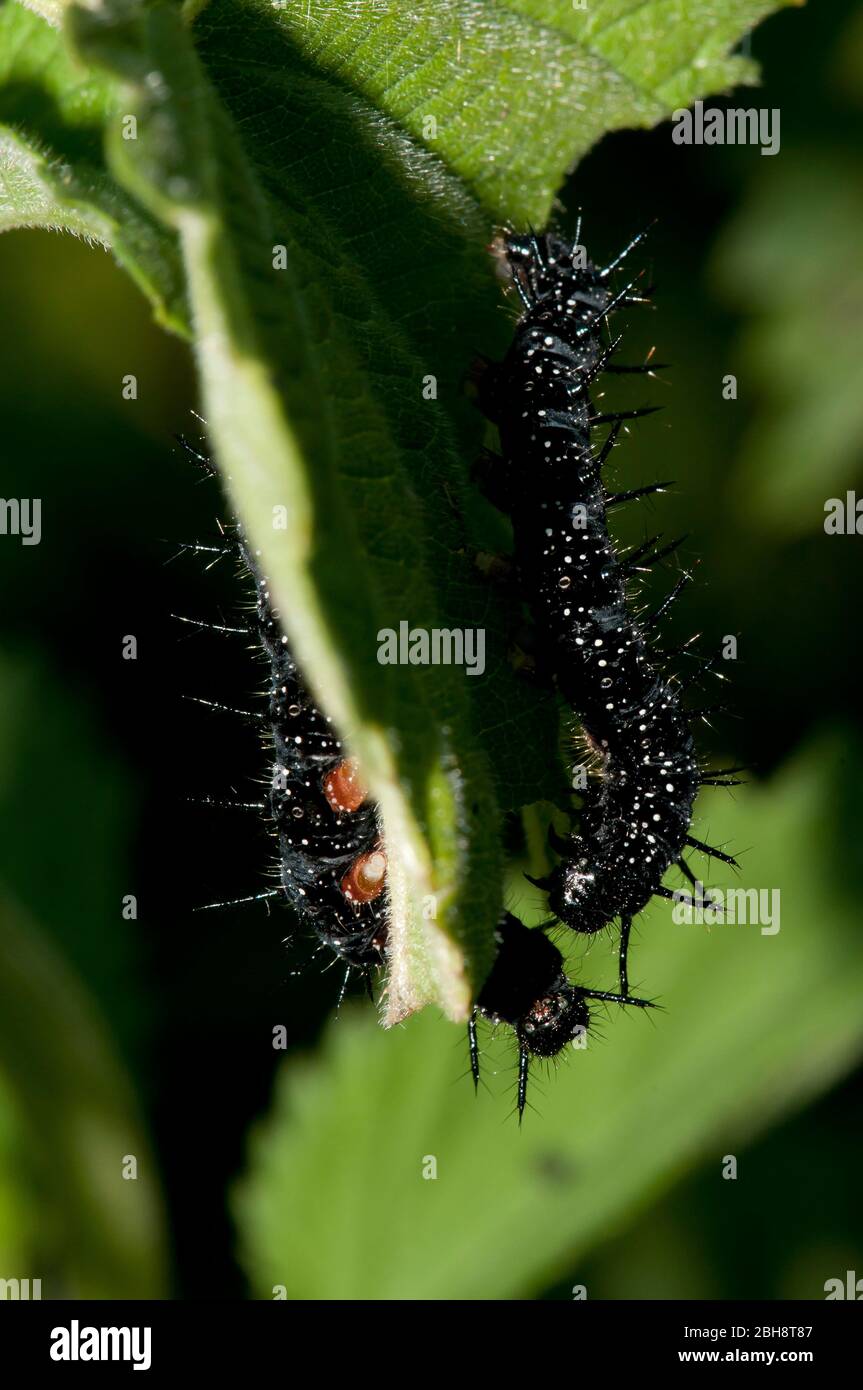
[234,736,863,1299]
[0,1,187,332]
[0,0,792,1019]
[0,897,168,1297]
[252,0,799,225]
[16,0,65,25]
[66,0,520,1022]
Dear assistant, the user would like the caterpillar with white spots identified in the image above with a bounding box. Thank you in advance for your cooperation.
[242,532,389,976]
[477,226,738,999]
[182,439,647,1118]
[181,439,388,986]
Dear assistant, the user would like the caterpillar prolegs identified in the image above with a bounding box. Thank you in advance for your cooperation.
[181,441,387,986]
[244,535,389,974]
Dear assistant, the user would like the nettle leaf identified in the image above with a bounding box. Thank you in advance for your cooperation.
[260,0,799,225]
[0,0,788,1019]
[0,2,187,332]
[234,739,863,1299]
[66,0,515,1022]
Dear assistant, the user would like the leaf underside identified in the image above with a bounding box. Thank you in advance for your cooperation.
[0,0,793,1016]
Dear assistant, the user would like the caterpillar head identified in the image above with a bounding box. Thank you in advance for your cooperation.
[516,984,590,1059]
[477,913,590,1058]
[504,231,603,307]
[474,913,654,1121]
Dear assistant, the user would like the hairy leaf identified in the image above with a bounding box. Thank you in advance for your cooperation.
[0,2,187,331]
[0,0,791,1016]
[235,738,863,1299]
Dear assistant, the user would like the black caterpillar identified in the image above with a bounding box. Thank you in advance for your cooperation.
[470,913,652,1120]
[181,440,388,983]
[478,227,739,999]
[241,533,389,974]
[180,444,644,1117]
[178,217,742,1122]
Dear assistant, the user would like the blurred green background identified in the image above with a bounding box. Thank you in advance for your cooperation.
[1,0,862,1299]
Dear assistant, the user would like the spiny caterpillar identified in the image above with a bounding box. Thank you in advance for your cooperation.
[241,531,389,975]
[181,444,637,1117]
[471,913,653,1120]
[477,225,739,1001]
[180,439,387,986]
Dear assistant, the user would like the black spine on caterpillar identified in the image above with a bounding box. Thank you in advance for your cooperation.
[239,535,389,974]
[480,230,709,993]
[177,431,388,981]
[470,913,653,1121]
